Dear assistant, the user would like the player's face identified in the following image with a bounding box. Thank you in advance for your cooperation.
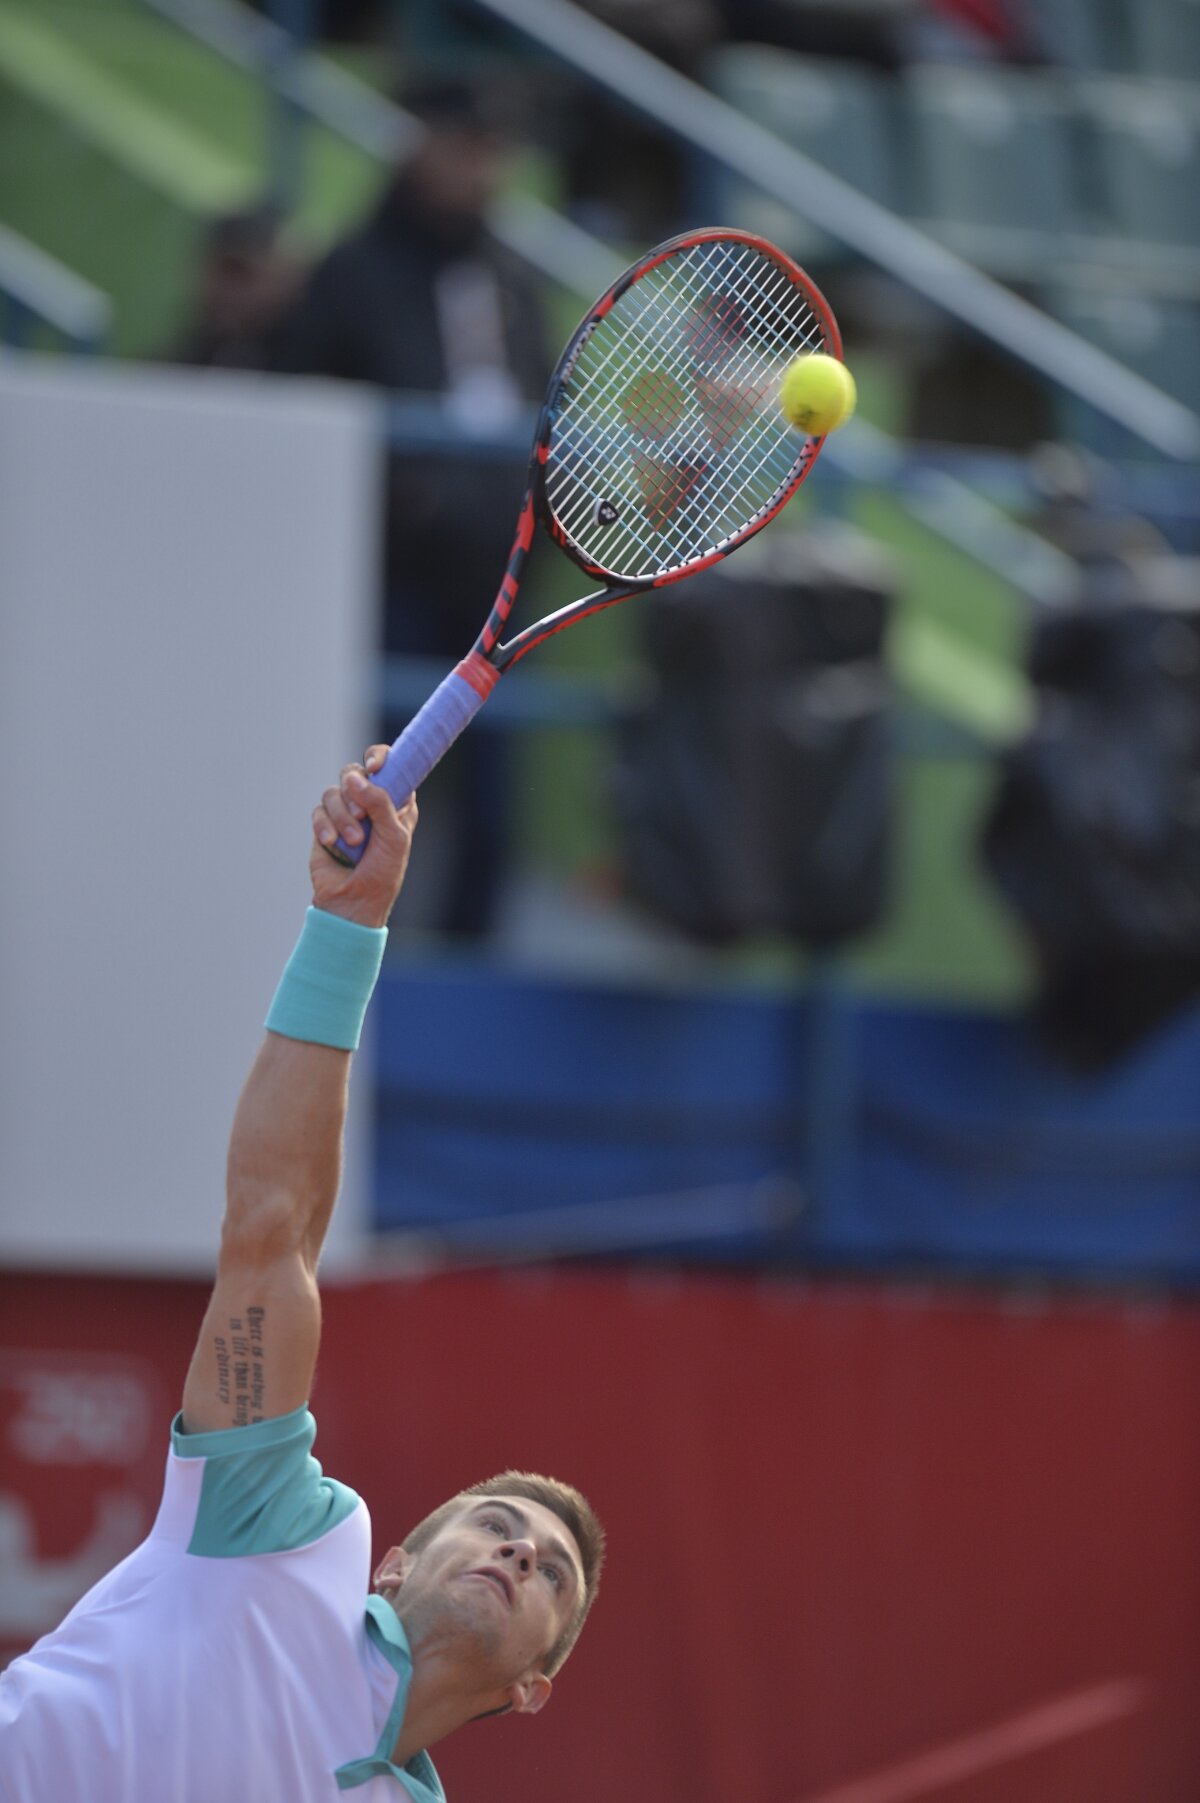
[374,1495,584,1707]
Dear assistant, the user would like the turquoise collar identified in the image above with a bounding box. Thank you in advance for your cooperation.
[333,1599,445,1799]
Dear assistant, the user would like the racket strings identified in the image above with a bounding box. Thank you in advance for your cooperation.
[546,239,828,578]
[554,278,810,563]
[619,366,687,439]
[568,252,798,476]
[553,299,809,563]
[550,246,785,553]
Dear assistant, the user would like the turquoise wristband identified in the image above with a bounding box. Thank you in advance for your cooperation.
[265,907,387,1051]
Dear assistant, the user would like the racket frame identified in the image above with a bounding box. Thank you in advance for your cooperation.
[482,226,843,674]
[329,227,842,865]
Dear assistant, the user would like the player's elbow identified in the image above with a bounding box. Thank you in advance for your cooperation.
[219,1183,315,1268]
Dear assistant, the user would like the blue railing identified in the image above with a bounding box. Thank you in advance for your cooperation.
[382,396,1082,616]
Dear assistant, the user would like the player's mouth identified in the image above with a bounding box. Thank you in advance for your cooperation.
[465,1567,513,1606]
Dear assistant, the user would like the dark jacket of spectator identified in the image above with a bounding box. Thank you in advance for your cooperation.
[273,158,548,655]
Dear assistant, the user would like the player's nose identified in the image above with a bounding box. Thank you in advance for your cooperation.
[500,1538,537,1579]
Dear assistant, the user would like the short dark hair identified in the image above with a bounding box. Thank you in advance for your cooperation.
[402,1471,605,1676]
[399,73,520,138]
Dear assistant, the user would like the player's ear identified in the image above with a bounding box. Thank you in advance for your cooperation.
[509,1672,552,1717]
[372,1545,415,1593]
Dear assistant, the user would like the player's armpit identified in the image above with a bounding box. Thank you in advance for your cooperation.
[181,1248,319,1434]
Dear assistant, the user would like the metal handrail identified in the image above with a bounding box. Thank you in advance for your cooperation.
[0,223,111,351]
[464,0,1200,463]
[138,0,623,295]
[128,0,1120,610]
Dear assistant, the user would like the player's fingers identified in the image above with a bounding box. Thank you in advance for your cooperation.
[344,769,409,836]
[337,754,391,818]
[312,801,343,851]
[386,792,419,855]
[338,762,370,820]
[333,753,385,825]
[339,747,398,789]
[319,782,366,846]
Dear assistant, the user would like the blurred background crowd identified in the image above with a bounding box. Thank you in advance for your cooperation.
[123,0,1198,1053]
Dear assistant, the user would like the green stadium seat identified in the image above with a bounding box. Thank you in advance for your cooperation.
[706,47,903,264]
[900,65,1078,279]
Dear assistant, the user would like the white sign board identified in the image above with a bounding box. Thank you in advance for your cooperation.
[0,358,381,1273]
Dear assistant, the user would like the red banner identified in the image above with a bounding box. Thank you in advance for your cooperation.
[2,1269,1198,1801]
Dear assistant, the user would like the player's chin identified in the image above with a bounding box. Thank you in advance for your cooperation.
[440,1581,508,1647]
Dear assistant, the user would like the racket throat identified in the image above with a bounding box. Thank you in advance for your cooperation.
[496,582,636,670]
[479,487,538,657]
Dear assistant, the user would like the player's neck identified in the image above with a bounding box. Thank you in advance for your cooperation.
[393,1647,508,1765]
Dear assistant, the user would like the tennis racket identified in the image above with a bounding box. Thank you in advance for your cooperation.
[331,225,843,866]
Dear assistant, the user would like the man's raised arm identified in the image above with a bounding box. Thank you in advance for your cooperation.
[181,750,416,1434]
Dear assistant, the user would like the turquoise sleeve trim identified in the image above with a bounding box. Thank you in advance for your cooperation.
[265,906,387,1051]
[172,1401,312,1461]
[172,1405,361,1557]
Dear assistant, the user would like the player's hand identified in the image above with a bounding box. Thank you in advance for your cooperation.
[309,747,418,929]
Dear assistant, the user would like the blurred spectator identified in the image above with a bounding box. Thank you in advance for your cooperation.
[579,0,722,65]
[1026,441,1171,580]
[171,208,302,371]
[245,0,385,39]
[910,0,1047,65]
[906,334,1054,448]
[711,0,1045,67]
[308,0,386,38]
[553,0,722,240]
[273,74,550,937]
[614,522,895,947]
[982,549,1200,1068]
[712,0,915,70]
[985,452,1199,1068]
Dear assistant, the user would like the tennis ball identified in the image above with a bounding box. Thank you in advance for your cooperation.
[779,354,857,436]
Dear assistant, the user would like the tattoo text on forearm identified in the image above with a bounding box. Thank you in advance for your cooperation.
[212,1306,267,1425]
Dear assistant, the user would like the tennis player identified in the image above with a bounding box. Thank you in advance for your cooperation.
[0,751,604,1802]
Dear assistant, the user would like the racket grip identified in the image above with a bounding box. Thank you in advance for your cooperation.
[330,657,496,867]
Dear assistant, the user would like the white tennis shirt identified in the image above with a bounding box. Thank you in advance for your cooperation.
[0,1406,444,1803]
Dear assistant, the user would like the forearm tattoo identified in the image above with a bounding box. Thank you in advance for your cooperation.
[213,1307,267,1425]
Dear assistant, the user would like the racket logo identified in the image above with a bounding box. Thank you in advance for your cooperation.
[593,498,621,528]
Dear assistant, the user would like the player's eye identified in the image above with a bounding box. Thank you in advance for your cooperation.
[481,1516,505,1535]
[541,1563,562,1589]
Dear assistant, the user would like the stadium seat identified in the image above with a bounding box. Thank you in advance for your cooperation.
[1075,78,1200,253]
[706,47,903,264]
[1047,286,1200,445]
[1031,0,1131,71]
[1127,0,1200,80]
[900,65,1078,279]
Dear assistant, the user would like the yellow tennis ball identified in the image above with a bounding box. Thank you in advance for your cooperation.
[779,354,857,436]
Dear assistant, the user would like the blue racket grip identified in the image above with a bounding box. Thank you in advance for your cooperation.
[330,655,498,867]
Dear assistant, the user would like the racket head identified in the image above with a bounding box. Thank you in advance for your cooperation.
[533,229,842,588]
